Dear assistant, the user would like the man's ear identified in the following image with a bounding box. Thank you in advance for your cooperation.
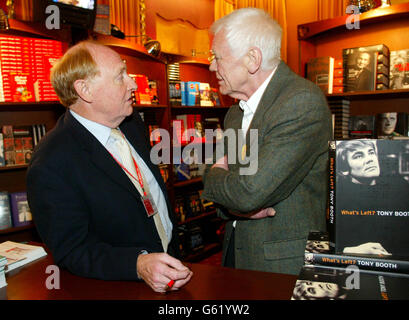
[73,79,93,103]
[245,47,262,74]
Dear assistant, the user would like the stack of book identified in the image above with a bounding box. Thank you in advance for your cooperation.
[0,35,63,102]
[292,139,409,300]
[1,124,46,167]
[333,59,344,93]
[291,231,409,300]
[328,99,350,139]
[306,56,334,94]
[0,241,47,273]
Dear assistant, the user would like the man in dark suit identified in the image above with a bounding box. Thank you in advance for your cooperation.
[27,41,192,292]
[202,8,332,275]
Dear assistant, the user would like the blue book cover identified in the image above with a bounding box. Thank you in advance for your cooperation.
[9,192,32,227]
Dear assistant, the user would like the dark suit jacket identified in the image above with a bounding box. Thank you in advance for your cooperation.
[27,110,178,281]
[202,62,332,275]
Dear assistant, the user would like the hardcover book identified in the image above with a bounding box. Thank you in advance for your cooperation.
[306,56,334,94]
[389,49,409,89]
[327,139,409,257]
[0,133,4,167]
[305,231,409,275]
[199,82,213,106]
[185,82,201,106]
[343,44,390,92]
[348,115,376,138]
[292,264,409,300]
[9,192,32,227]
[0,192,12,231]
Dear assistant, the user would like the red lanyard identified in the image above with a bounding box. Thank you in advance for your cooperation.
[108,138,147,197]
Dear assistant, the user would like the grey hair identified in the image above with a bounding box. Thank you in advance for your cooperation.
[210,8,282,70]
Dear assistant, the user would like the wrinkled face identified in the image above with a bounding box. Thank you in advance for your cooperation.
[380,112,397,135]
[89,46,137,127]
[209,29,249,100]
[356,52,370,70]
[346,145,380,182]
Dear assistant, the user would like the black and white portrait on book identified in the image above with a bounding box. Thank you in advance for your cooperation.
[334,139,409,256]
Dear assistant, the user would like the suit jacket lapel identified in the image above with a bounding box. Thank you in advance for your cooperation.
[63,110,142,200]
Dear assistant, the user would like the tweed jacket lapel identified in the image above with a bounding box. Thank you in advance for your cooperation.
[239,61,291,163]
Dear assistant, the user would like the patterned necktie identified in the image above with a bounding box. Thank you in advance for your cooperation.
[110,128,168,252]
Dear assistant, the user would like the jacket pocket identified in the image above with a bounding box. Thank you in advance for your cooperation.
[263,237,307,260]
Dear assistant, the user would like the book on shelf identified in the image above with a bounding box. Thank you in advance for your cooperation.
[291,264,409,300]
[389,49,409,90]
[0,133,4,167]
[169,80,182,106]
[376,112,409,139]
[9,192,32,227]
[343,44,390,92]
[148,80,159,105]
[129,74,151,105]
[306,56,334,94]
[199,82,213,106]
[185,81,201,106]
[2,125,15,166]
[0,35,63,102]
[210,88,221,106]
[0,191,12,231]
[327,139,409,257]
[348,115,376,138]
[328,100,350,139]
[13,125,34,165]
[0,241,47,273]
[305,231,409,275]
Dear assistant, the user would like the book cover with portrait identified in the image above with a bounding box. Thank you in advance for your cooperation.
[292,265,409,300]
[343,44,390,92]
[389,49,409,89]
[9,192,32,227]
[327,139,409,257]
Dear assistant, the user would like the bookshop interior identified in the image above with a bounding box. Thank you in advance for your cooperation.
[0,0,409,301]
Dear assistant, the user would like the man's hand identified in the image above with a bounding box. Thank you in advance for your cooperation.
[249,207,276,219]
[343,242,392,256]
[137,253,193,293]
[212,155,228,171]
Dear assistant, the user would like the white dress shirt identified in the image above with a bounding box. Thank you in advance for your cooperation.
[239,67,276,137]
[70,110,173,241]
[233,67,276,227]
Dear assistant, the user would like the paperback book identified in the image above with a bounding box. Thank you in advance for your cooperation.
[292,264,409,300]
[306,56,334,94]
[0,241,47,273]
[327,139,409,257]
[305,231,409,274]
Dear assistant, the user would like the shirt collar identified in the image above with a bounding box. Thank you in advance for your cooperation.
[239,67,276,114]
[70,109,112,147]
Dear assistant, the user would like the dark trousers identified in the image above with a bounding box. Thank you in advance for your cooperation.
[224,227,235,268]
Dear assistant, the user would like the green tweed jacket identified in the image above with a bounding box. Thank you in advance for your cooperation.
[202,61,332,275]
